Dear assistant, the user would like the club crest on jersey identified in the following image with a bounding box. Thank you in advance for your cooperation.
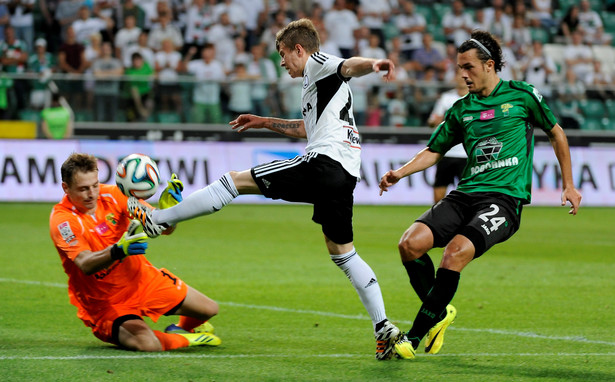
[501,103,514,116]
[58,221,76,244]
[303,75,309,89]
[106,213,118,226]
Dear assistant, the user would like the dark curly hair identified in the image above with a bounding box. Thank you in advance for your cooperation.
[458,30,506,72]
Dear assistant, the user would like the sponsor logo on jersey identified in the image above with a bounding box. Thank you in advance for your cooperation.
[471,137,519,175]
[95,221,110,235]
[480,109,495,120]
[343,125,361,149]
[58,221,76,245]
[501,103,514,116]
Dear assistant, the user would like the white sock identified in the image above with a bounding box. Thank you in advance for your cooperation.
[330,249,387,331]
[153,173,238,225]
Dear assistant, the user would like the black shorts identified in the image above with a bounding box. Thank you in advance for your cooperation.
[251,153,357,244]
[417,190,523,257]
[433,157,466,187]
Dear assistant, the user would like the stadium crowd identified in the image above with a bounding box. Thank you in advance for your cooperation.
[2,0,615,129]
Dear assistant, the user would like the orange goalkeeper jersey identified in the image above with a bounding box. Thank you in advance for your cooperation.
[49,184,163,324]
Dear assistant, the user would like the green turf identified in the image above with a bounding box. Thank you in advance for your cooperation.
[1,203,613,381]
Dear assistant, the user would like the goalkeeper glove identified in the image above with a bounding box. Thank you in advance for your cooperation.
[158,173,184,209]
[110,219,149,261]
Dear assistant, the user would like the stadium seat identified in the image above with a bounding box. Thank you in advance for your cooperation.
[579,99,606,118]
[543,44,566,72]
[604,99,615,118]
[19,109,40,123]
[415,5,433,24]
[157,112,181,123]
[591,45,615,74]
[530,27,551,44]
[602,12,615,33]
[581,117,606,130]
[558,0,577,11]
[601,117,615,130]
[74,111,93,122]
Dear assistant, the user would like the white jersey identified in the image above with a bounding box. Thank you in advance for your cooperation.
[302,52,361,178]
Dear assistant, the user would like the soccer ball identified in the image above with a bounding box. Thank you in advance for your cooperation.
[115,153,161,200]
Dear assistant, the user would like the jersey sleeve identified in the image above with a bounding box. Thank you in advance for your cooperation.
[49,208,91,261]
[306,52,348,83]
[427,103,464,154]
[511,81,558,132]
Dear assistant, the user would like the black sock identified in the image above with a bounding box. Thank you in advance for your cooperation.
[402,253,435,302]
[406,268,460,348]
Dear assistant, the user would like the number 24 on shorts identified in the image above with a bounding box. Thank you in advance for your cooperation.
[478,204,506,235]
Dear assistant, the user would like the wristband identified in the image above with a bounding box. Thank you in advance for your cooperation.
[110,244,126,261]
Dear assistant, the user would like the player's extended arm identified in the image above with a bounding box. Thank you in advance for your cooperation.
[74,220,148,275]
[379,147,442,195]
[229,114,307,138]
[546,124,582,215]
[341,57,395,81]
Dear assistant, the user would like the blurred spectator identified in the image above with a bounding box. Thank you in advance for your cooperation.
[234,0,265,49]
[208,11,243,73]
[314,0,335,11]
[83,32,103,110]
[55,0,84,42]
[360,32,387,61]
[365,91,383,127]
[520,40,556,99]
[557,4,580,44]
[564,30,594,85]
[488,7,512,46]
[529,0,556,29]
[0,25,29,115]
[386,86,408,128]
[585,60,614,100]
[0,1,10,42]
[578,0,612,45]
[213,0,249,29]
[8,0,34,52]
[410,33,445,80]
[183,0,215,51]
[115,14,142,61]
[40,91,74,139]
[259,9,288,69]
[499,44,519,81]
[278,70,303,119]
[121,0,147,30]
[267,0,298,22]
[58,25,87,110]
[427,71,468,203]
[226,61,254,116]
[324,0,360,58]
[309,3,326,32]
[442,0,474,47]
[71,5,114,46]
[246,43,278,117]
[232,36,251,65]
[473,8,489,31]
[124,52,155,122]
[27,38,57,109]
[556,69,586,129]
[179,43,226,123]
[395,0,426,61]
[91,41,123,121]
[154,38,182,117]
[357,0,391,48]
[482,0,506,28]
[148,10,183,52]
[349,73,372,126]
[510,14,532,58]
[440,40,458,83]
[94,0,118,20]
[319,27,342,57]
[413,65,440,123]
[123,31,155,69]
[135,0,162,30]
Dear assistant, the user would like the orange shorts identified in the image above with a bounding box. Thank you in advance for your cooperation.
[88,268,187,345]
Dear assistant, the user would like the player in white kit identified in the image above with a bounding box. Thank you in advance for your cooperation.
[129,18,413,360]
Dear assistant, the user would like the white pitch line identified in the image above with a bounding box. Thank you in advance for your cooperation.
[2,278,615,347]
[1,352,614,361]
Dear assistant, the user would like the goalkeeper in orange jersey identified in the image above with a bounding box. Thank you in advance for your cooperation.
[50,153,219,351]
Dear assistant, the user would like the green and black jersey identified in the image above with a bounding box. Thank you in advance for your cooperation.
[427,80,558,204]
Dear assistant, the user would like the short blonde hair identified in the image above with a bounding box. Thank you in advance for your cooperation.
[275,18,320,54]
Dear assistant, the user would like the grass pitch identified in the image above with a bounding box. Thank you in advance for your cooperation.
[1,202,614,381]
